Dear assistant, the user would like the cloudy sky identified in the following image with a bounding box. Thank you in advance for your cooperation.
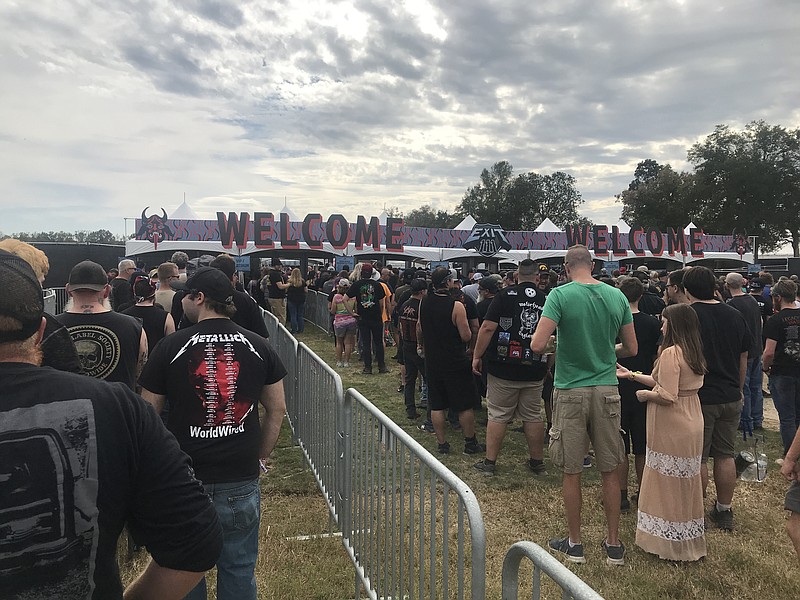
[1,0,797,237]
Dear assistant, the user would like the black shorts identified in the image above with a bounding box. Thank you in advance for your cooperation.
[426,366,478,413]
[619,380,647,455]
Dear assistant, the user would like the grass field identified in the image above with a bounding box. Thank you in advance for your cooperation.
[121,324,798,599]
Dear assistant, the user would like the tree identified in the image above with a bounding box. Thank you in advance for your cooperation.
[617,162,700,228]
[404,205,458,228]
[456,161,586,230]
[688,121,800,255]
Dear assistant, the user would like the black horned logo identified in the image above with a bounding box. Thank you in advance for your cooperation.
[136,207,174,250]
[463,223,512,257]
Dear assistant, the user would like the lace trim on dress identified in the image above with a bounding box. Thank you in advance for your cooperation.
[645,447,701,478]
[638,511,705,541]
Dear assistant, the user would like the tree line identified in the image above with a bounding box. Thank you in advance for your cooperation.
[0,229,128,244]
[399,120,799,257]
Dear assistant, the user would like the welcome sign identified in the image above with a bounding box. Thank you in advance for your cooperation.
[134,208,747,258]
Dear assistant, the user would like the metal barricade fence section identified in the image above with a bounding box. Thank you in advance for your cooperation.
[296,342,346,527]
[305,290,332,334]
[341,388,486,600]
[45,287,70,314]
[501,541,604,600]
[262,310,300,437]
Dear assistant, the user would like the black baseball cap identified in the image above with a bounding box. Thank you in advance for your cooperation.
[431,267,453,287]
[171,266,234,304]
[68,260,108,291]
[0,250,44,342]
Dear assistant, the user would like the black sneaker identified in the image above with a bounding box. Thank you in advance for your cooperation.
[437,442,450,454]
[709,505,734,531]
[378,365,389,374]
[418,423,435,434]
[528,459,547,476]
[362,367,373,375]
[548,537,585,564]
[473,460,496,475]
[463,440,486,455]
[602,540,625,566]
[620,496,631,513]
[406,410,420,419]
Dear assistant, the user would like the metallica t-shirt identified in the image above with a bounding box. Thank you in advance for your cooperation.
[139,318,287,484]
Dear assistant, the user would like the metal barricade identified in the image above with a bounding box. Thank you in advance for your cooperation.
[45,287,70,314]
[262,307,279,340]
[295,343,345,526]
[340,388,486,600]
[501,541,603,600]
[304,290,332,334]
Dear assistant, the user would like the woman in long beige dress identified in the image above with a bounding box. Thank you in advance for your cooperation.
[617,303,707,561]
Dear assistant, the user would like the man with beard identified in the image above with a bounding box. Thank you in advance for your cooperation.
[59,260,147,390]
[139,267,287,599]
[0,253,222,599]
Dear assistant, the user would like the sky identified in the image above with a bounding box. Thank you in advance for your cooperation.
[1,0,798,238]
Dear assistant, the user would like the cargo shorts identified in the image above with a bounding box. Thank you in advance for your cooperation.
[549,385,624,474]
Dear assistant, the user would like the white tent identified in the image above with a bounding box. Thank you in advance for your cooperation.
[170,200,200,220]
[684,222,698,234]
[453,215,477,230]
[613,219,631,233]
[377,210,388,225]
[279,201,300,222]
[533,218,560,232]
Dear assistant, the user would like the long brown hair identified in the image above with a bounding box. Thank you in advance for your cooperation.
[661,303,706,376]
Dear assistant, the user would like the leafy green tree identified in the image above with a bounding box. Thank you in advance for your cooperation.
[404,204,458,228]
[456,161,586,230]
[617,163,700,228]
[688,121,800,255]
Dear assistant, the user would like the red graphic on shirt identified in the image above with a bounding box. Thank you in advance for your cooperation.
[187,344,248,426]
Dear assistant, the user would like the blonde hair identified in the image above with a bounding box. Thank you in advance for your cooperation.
[289,268,304,287]
[0,239,49,282]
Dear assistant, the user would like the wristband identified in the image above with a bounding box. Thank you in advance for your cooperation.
[629,370,642,381]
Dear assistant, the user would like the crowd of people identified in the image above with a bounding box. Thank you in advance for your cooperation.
[2,237,800,597]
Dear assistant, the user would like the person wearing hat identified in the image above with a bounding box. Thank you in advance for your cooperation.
[346,262,388,374]
[725,272,764,432]
[748,278,773,326]
[0,241,81,373]
[59,260,147,391]
[139,266,287,600]
[417,267,485,455]
[267,258,289,324]
[461,271,483,304]
[123,270,176,354]
[0,252,223,598]
[472,259,549,476]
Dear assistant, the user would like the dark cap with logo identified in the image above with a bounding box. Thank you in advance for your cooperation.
[431,267,453,287]
[0,250,44,342]
[171,266,234,304]
[69,260,109,291]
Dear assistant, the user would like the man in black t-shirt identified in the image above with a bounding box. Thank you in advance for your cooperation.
[0,253,222,599]
[267,259,289,324]
[347,263,387,374]
[749,278,773,325]
[685,267,750,532]
[471,259,548,475]
[110,258,136,311]
[616,276,661,510]
[725,272,765,431]
[60,260,148,391]
[762,280,800,457]
[399,279,427,418]
[139,267,287,600]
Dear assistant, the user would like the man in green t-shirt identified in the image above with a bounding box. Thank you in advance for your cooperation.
[531,244,637,566]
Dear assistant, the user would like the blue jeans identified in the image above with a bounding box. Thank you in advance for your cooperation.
[185,479,260,600]
[770,375,800,456]
[287,300,305,333]
[741,355,764,429]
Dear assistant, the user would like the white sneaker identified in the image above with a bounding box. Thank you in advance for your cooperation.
[335,361,343,367]
[776,458,785,466]
[343,362,350,367]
